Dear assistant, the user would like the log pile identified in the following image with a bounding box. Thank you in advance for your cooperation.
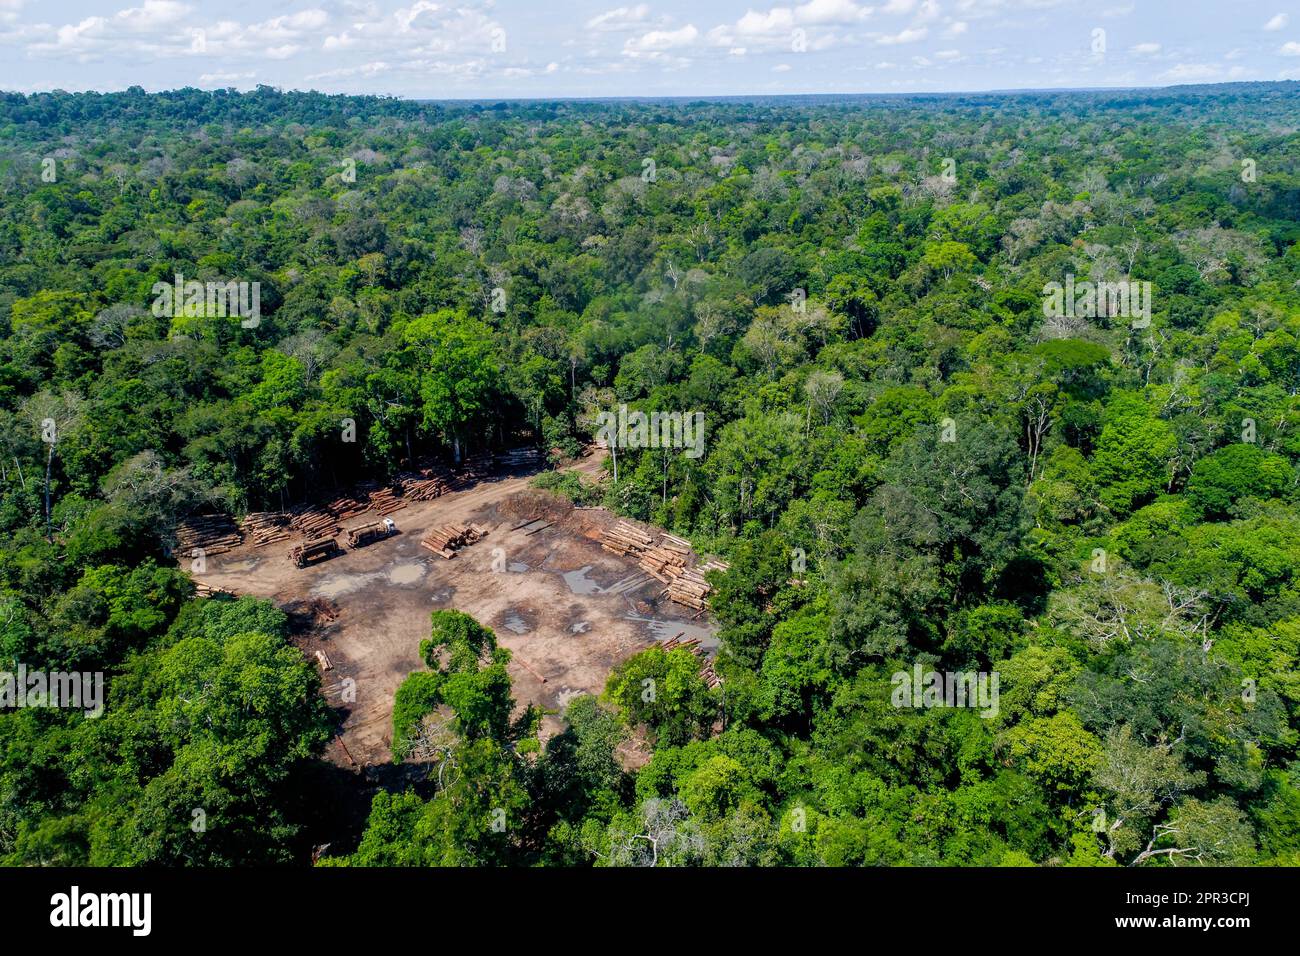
[367,484,407,516]
[661,634,721,689]
[667,559,729,612]
[194,581,236,598]
[453,452,494,488]
[666,567,711,611]
[397,465,454,502]
[290,505,339,541]
[600,521,654,557]
[639,545,688,583]
[326,493,371,522]
[420,524,488,559]
[499,446,541,469]
[241,511,292,547]
[176,514,243,556]
[661,533,693,556]
[599,519,730,613]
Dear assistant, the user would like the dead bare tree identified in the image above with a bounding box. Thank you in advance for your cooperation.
[22,390,85,540]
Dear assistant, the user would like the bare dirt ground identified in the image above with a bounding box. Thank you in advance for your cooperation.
[190,458,715,769]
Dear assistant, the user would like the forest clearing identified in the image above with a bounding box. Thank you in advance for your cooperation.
[189,460,717,767]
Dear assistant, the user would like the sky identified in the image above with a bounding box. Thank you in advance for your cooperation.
[1,0,1299,99]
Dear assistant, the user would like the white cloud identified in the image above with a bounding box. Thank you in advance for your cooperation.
[796,0,875,24]
[1164,65,1220,81]
[734,8,796,35]
[1282,41,1300,55]
[305,56,495,84]
[727,0,873,39]
[313,2,502,58]
[876,26,927,44]
[1130,42,1160,55]
[624,24,698,55]
[586,5,652,32]
[259,10,329,38]
[503,61,560,77]
[1160,62,1226,81]
[197,70,255,84]
[1264,14,1288,31]
[914,0,941,25]
[26,2,331,62]
[116,1,190,32]
[305,60,392,80]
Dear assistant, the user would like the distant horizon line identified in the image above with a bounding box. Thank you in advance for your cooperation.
[3,78,1296,104]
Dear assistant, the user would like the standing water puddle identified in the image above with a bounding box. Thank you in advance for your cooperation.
[626,616,718,652]
[388,563,426,585]
[562,565,602,595]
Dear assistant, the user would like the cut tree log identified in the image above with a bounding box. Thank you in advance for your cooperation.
[176,514,244,556]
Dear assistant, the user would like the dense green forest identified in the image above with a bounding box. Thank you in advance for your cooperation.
[2,83,1299,866]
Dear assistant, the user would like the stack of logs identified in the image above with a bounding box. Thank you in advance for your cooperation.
[670,561,733,613]
[599,521,654,557]
[327,493,370,522]
[397,465,454,502]
[498,446,541,469]
[666,568,711,611]
[368,485,408,516]
[290,505,339,541]
[662,633,721,689]
[175,514,243,556]
[599,521,730,613]
[181,451,515,564]
[638,533,692,583]
[454,452,494,488]
[192,449,536,562]
[670,558,729,612]
[241,511,292,548]
[420,524,488,559]
[194,581,236,598]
